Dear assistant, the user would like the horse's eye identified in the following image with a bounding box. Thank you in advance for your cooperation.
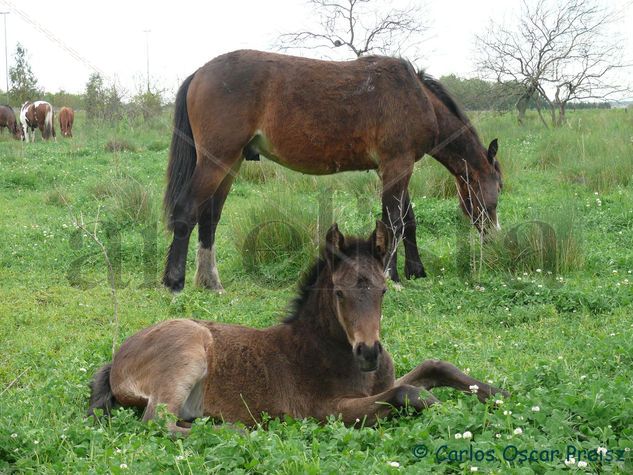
[382,288,387,295]
[335,290,344,299]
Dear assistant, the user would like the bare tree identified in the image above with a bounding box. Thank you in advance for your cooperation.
[277,0,428,59]
[476,0,629,126]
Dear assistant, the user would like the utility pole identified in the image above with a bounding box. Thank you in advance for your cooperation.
[1,12,8,104]
[143,29,150,93]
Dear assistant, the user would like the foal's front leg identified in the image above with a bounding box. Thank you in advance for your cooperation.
[334,385,439,426]
[396,360,509,403]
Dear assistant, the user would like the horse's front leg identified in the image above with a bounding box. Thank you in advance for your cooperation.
[402,190,426,279]
[333,385,439,426]
[396,360,509,403]
[380,157,417,282]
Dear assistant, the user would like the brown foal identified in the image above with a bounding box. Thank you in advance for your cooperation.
[89,221,508,434]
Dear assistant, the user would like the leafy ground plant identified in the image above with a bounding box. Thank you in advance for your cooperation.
[1,110,632,473]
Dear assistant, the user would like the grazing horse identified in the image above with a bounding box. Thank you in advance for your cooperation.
[89,222,508,433]
[163,50,502,292]
[20,100,56,142]
[59,107,74,137]
[0,105,22,139]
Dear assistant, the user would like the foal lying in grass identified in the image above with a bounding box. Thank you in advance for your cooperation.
[89,221,508,433]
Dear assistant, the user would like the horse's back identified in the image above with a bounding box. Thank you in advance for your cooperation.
[187,50,437,171]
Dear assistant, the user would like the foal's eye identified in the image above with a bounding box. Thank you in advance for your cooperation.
[335,290,344,299]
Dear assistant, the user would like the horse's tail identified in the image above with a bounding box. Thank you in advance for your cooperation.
[164,72,197,231]
[44,105,53,139]
[87,363,117,417]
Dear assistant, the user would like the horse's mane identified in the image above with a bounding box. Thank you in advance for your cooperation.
[417,71,473,128]
[283,237,376,324]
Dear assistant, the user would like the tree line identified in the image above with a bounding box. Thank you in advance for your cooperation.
[3,43,165,122]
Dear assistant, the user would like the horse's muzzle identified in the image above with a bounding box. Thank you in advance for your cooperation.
[354,341,383,372]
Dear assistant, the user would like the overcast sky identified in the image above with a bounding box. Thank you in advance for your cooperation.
[1,0,631,100]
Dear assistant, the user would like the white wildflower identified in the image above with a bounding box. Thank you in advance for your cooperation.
[462,431,473,439]
[495,433,501,439]
[469,384,479,394]
[455,433,462,439]
[503,410,512,416]
[597,447,607,456]
[513,428,523,435]
[120,464,128,469]
[531,406,540,412]
[471,467,479,472]
[11,433,17,438]
[388,461,400,468]
[495,399,504,405]
[577,461,587,468]
[564,457,576,467]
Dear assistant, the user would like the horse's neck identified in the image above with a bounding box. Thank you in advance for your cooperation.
[291,274,349,348]
[431,127,485,178]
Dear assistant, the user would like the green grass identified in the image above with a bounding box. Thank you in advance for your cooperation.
[1,109,632,473]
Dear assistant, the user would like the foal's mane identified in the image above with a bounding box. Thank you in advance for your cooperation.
[416,71,473,129]
[283,237,376,324]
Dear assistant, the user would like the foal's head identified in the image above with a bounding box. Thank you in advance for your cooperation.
[456,138,503,233]
[324,221,391,372]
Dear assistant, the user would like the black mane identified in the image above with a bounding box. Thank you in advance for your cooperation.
[417,71,473,128]
[283,237,377,324]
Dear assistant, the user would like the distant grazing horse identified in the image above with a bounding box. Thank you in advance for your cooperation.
[0,105,22,139]
[89,222,508,433]
[59,107,74,137]
[163,50,502,292]
[20,100,56,142]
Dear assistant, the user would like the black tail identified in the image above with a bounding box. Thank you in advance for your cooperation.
[87,363,116,417]
[164,72,197,230]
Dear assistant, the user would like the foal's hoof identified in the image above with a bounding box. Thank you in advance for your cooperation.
[404,261,427,279]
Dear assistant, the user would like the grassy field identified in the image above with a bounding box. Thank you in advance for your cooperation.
[0,109,632,474]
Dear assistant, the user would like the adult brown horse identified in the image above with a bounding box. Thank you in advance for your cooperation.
[89,222,508,433]
[59,106,74,137]
[0,105,22,139]
[163,50,502,292]
[20,100,56,142]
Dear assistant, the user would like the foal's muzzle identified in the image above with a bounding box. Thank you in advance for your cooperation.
[354,341,383,372]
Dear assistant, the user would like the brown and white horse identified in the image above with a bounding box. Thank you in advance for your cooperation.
[0,105,22,139]
[20,100,56,142]
[59,106,74,138]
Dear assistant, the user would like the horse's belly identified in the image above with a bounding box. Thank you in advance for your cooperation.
[251,131,378,175]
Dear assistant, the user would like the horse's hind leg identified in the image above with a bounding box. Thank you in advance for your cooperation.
[195,160,241,291]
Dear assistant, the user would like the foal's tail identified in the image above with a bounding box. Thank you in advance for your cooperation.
[164,72,197,231]
[87,363,117,417]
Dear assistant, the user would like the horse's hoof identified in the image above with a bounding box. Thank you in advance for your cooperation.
[163,275,185,293]
[404,262,427,279]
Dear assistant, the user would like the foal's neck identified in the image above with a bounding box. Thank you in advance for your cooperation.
[290,269,349,347]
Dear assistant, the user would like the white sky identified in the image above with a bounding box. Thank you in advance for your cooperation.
[1,0,631,100]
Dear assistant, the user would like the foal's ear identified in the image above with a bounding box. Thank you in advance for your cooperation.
[371,220,392,264]
[487,138,499,164]
[325,223,345,266]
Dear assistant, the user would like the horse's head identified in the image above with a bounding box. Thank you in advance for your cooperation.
[324,221,391,372]
[456,138,502,233]
[13,123,23,140]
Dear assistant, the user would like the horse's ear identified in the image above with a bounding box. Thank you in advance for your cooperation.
[325,223,345,266]
[371,220,392,264]
[487,138,499,164]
